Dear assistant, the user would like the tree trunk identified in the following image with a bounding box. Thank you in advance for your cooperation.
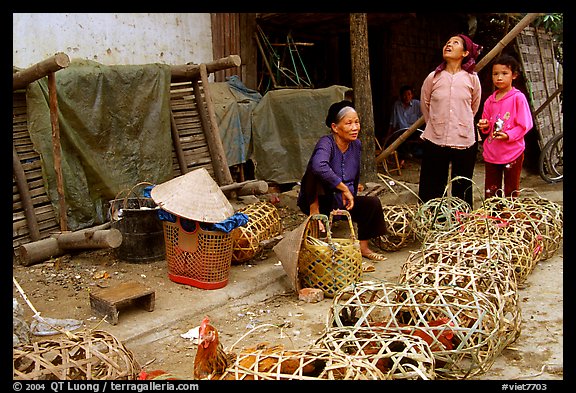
[350,13,378,183]
[54,229,123,250]
[17,225,119,267]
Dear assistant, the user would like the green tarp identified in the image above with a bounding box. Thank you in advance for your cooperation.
[26,60,173,230]
[251,85,351,184]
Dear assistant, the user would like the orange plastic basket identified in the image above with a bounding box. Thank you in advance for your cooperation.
[163,217,233,289]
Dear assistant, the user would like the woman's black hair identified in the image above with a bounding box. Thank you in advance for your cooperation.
[325,100,355,128]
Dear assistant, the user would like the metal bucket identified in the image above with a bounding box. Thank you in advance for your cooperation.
[110,197,165,263]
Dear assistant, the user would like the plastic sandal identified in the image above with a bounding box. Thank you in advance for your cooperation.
[363,252,387,262]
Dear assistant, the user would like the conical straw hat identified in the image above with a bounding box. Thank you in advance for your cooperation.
[272,216,311,292]
[150,167,234,223]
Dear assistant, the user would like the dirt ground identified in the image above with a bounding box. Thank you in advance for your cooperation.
[12,158,564,381]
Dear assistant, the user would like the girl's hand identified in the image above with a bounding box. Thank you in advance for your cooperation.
[493,131,509,141]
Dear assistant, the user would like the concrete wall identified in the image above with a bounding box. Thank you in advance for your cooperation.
[13,13,213,69]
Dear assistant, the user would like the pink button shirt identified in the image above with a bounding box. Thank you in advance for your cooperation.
[420,69,482,148]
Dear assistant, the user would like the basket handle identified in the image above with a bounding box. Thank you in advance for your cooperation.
[109,181,156,221]
[329,209,357,241]
[304,214,332,243]
[123,181,155,210]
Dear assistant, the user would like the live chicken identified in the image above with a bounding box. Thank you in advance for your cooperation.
[193,317,333,380]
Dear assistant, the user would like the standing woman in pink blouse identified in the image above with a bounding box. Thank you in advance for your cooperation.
[418,34,482,208]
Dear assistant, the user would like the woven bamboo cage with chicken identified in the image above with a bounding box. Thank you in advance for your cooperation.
[298,210,362,297]
[371,204,418,251]
[218,345,386,380]
[315,326,436,380]
[326,281,501,379]
[480,193,563,261]
[13,330,140,380]
[231,202,282,263]
[434,210,543,282]
[399,240,521,351]
[411,196,471,243]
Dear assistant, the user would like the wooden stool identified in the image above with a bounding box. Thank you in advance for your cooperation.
[90,281,155,325]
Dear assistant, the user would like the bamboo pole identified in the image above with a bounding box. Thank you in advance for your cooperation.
[170,109,188,174]
[13,143,41,241]
[376,12,543,163]
[48,72,67,231]
[199,63,234,186]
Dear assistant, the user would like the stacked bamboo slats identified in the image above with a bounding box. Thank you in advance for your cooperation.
[12,90,60,251]
[169,82,216,178]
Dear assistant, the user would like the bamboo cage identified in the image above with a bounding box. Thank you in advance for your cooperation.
[13,330,140,380]
[399,240,521,352]
[217,345,386,380]
[327,281,502,379]
[315,326,436,380]
[372,204,418,251]
[429,210,542,283]
[231,201,282,263]
[411,196,471,243]
[479,194,563,261]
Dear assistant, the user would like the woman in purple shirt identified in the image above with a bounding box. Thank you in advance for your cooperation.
[297,100,387,262]
[419,34,482,208]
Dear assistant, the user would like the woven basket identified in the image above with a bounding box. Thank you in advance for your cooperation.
[412,196,471,243]
[400,241,521,352]
[163,217,233,289]
[372,204,418,251]
[218,345,385,380]
[327,281,501,379]
[315,326,436,380]
[298,210,362,298]
[13,330,140,380]
[232,202,282,263]
[437,210,542,282]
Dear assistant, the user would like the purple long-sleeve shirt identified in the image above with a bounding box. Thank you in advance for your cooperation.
[297,134,361,213]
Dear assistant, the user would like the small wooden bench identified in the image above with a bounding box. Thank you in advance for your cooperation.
[89,281,155,325]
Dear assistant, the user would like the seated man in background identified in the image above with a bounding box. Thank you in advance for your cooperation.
[386,85,424,158]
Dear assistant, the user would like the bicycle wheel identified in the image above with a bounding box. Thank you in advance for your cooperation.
[539,132,563,183]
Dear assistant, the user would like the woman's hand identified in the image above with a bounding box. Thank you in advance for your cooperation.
[477,118,489,132]
[342,189,354,210]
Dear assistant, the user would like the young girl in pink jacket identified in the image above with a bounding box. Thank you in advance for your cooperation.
[477,54,533,198]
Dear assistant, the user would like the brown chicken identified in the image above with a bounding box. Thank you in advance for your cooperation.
[372,317,456,351]
[193,316,328,380]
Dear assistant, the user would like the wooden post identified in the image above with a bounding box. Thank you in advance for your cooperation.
[48,72,67,231]
[170,55,241,82]
[170,110,188,174]
[13,143,41,241]
[199,63,234,186]
[376,12,543,163]
[350,13,378,183]
[13,52,70,90]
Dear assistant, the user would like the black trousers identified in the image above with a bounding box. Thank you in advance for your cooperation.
[418,139,478,207]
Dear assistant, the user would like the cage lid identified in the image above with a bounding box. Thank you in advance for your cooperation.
[150,167,234,223]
